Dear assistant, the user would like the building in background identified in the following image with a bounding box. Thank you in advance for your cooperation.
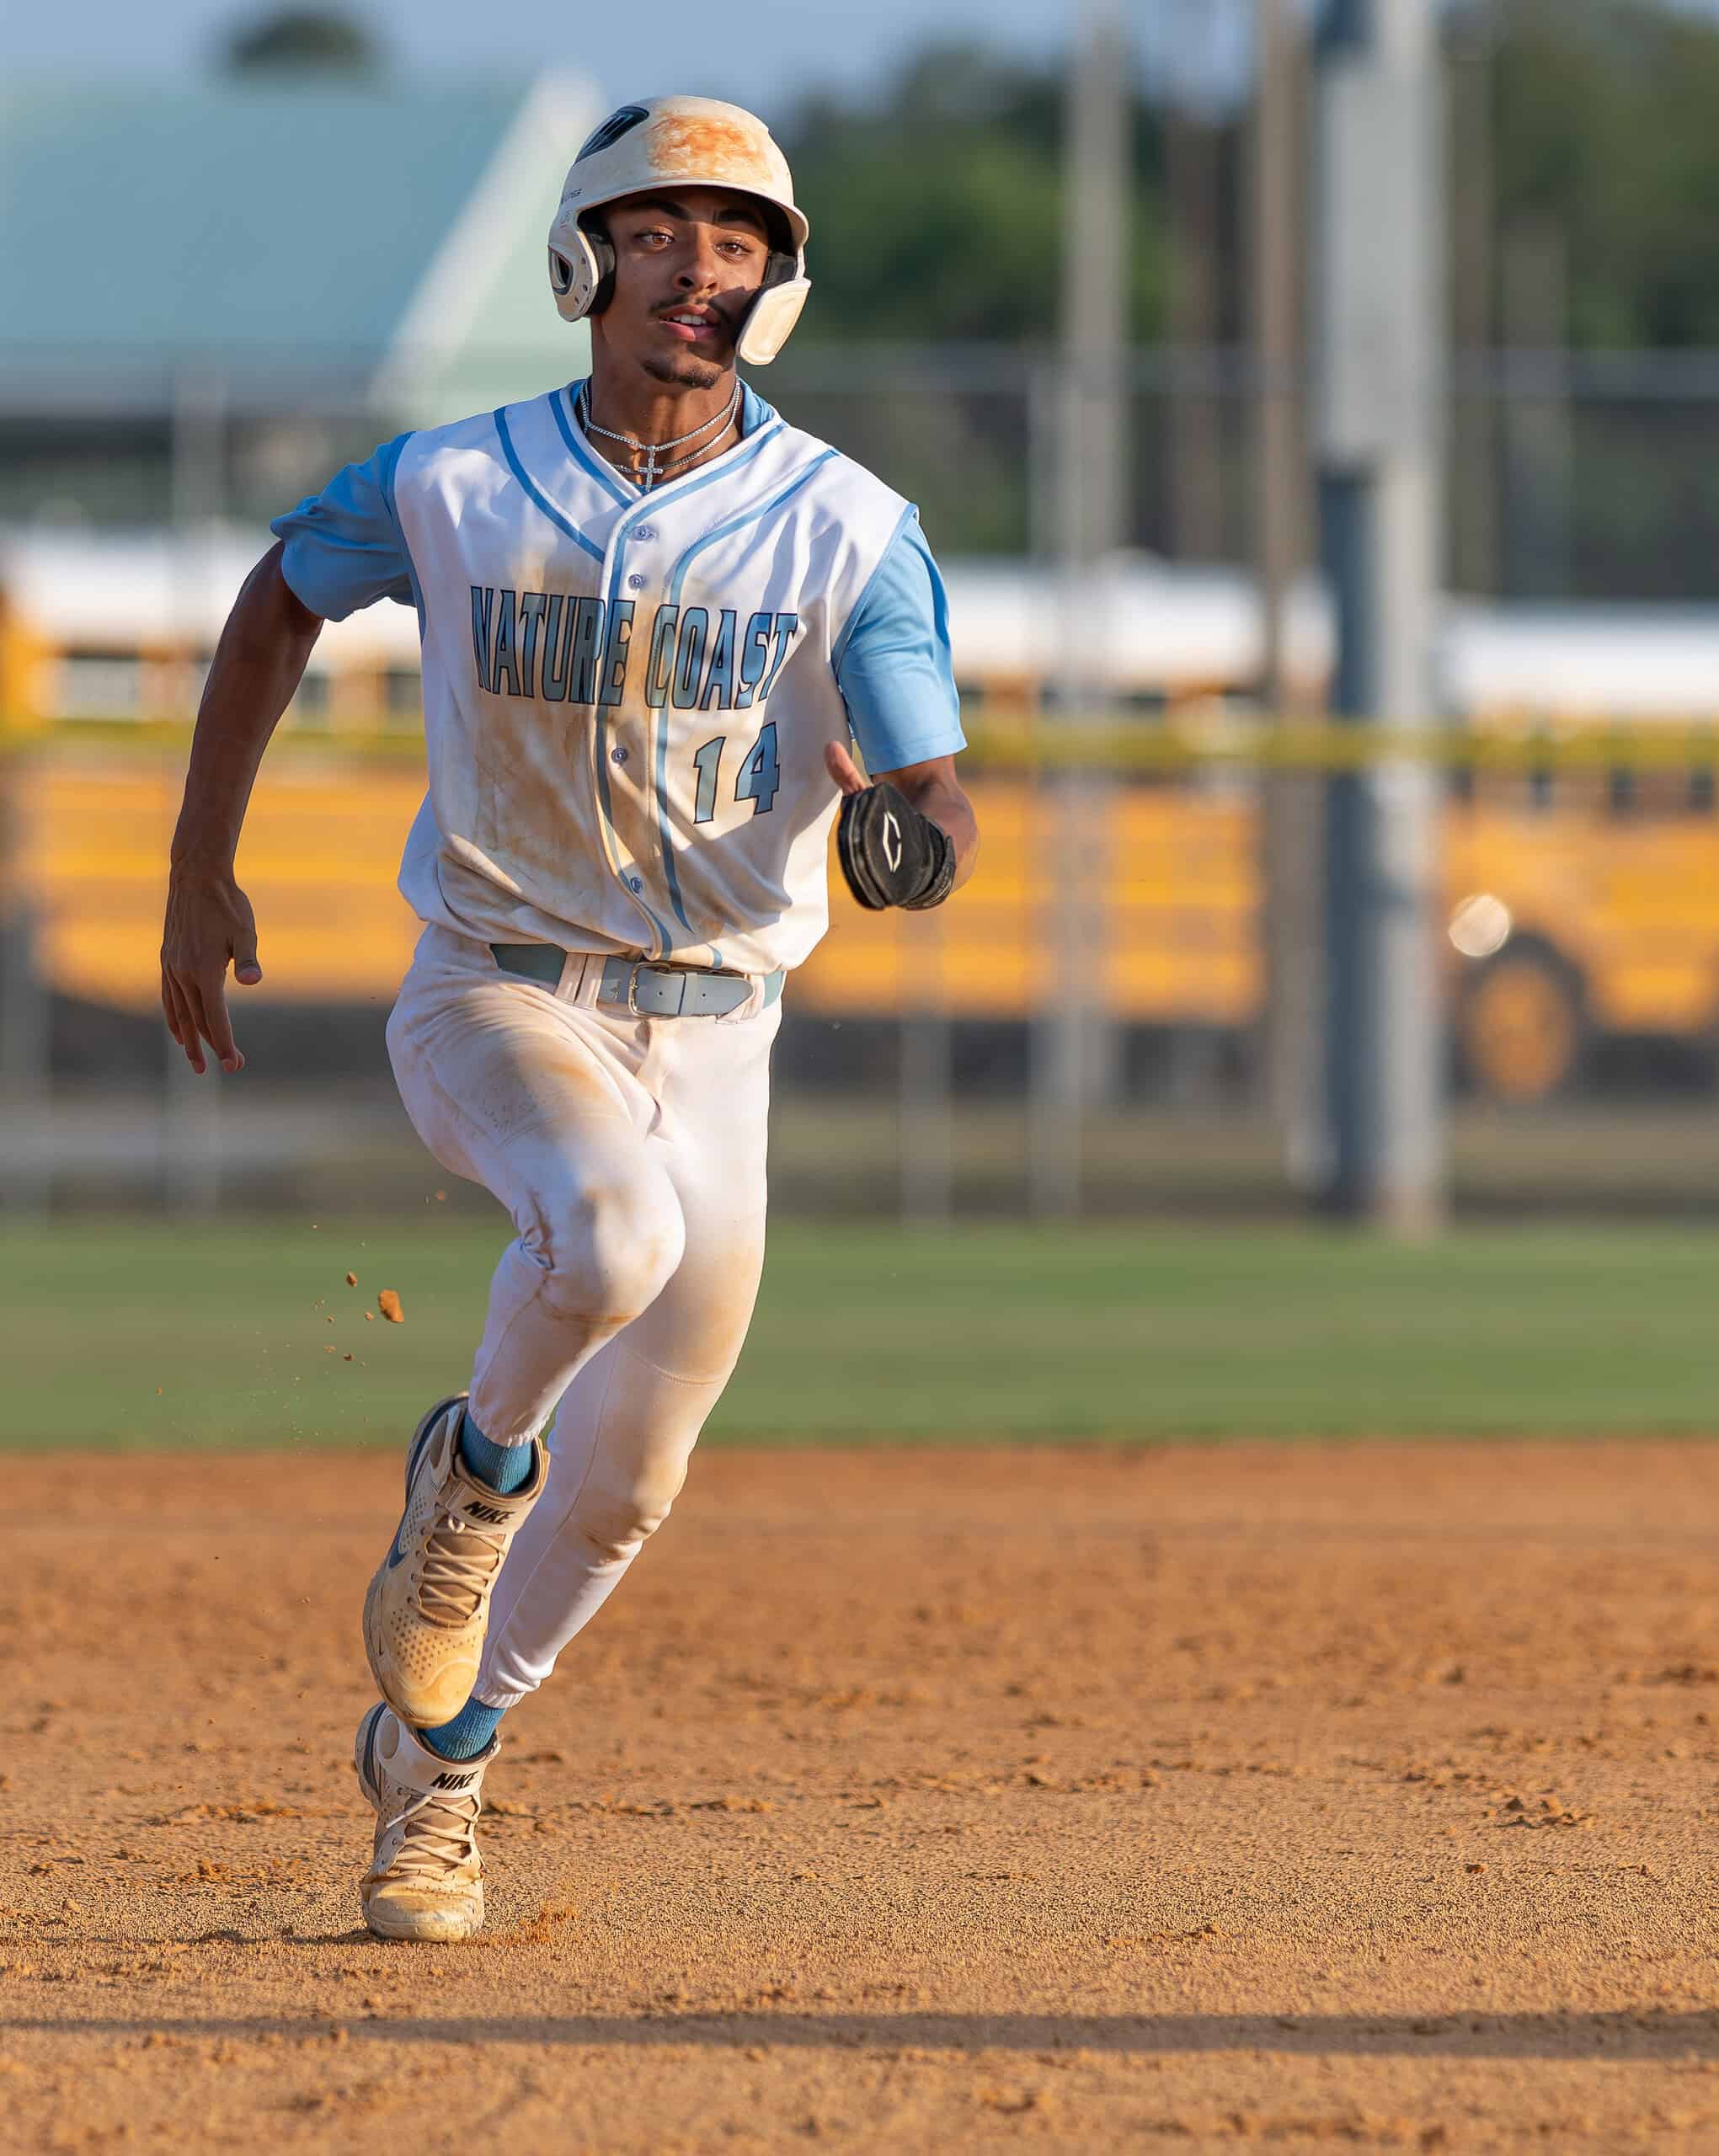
[0,72,599,529]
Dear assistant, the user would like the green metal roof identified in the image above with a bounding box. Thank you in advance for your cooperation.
[6,84,519,357]
[1,78,597,416]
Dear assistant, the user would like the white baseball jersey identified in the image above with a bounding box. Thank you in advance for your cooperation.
[274,382,965,977]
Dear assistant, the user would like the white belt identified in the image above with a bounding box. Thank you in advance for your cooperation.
[490,942,782,1018]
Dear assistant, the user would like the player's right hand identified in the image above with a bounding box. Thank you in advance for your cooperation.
[160,864,263,1075]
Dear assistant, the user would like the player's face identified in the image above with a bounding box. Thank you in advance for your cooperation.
[597,187,772,390]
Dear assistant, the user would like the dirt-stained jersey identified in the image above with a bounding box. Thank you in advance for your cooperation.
[273,383,964,977]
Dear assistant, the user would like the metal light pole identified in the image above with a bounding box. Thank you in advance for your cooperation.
[1253,0,1305,712]
[1252,0,1327,1188]
[1448,6,1497,598]
[1166,0,1225,566]
[1312,0,1445,1233]
[1030,0,1129,1219]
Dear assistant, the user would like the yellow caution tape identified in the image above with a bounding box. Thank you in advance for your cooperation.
[10,711,1719,776]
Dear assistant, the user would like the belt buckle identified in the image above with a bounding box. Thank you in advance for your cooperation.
[624,961,681,1017]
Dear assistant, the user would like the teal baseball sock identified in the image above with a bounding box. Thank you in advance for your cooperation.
[457,1411,534,1496]
[420,1694,506,1761]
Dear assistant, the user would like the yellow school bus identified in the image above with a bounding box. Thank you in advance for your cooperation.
[1442,758,1719,1099]
[14,741,1719,1105]
[8,533,1719,1102]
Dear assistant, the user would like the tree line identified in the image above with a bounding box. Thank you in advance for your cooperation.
[780,0,1719,355]
[228,1,1719,354]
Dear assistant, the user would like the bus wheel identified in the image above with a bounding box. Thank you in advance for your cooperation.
[1456,941,1586,1104]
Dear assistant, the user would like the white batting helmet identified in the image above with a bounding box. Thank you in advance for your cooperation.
[547,96,811,366]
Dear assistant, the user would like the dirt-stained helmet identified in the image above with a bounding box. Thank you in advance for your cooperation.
[547,96,810,366]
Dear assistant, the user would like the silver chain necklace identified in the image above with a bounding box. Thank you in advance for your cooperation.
[577,382,740,490]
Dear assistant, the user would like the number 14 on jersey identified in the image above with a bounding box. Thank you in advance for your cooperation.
[691,723,780,823]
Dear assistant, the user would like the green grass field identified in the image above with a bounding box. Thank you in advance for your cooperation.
[6,1214,1719,1447]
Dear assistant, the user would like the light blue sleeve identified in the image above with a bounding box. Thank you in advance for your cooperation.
[270,433,415,621]
[833,512,967,774]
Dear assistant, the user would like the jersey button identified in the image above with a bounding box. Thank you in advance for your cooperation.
[632,525,655,542]
[627,573,647,590]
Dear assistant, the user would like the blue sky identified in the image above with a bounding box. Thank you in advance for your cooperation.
[12,1,1719,116]
[7,0,1253,113]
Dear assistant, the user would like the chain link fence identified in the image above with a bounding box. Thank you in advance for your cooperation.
[8,343,1719,1218]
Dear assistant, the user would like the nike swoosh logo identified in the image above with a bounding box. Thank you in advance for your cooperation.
[386,1417,441,1568]
[360,1704,382,1796]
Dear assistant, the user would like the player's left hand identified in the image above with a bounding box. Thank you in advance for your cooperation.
[825,742,957,912]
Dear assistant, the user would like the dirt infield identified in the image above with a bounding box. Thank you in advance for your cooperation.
[6,1442,1719,2152]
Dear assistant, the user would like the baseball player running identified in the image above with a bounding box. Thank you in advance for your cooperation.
[160,96,976,1941]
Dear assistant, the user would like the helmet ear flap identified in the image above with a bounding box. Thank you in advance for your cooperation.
[584,225,617,316]
[547,209,617,323]
[737,276,809,366]
[735,249,810,366]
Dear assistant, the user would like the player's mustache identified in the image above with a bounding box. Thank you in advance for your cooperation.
[651,296,739,328]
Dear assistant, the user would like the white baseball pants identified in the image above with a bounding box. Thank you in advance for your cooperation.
[385,925,779,1707]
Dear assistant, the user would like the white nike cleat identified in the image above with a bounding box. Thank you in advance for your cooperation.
[354,1700,492,1942]
[361,1393,547,1729]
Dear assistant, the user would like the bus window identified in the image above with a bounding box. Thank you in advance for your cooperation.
[383,668,421,718]
[291,670,330,719]
[58,653,142,718]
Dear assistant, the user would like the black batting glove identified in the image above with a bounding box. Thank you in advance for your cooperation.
[835,781,957,911]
